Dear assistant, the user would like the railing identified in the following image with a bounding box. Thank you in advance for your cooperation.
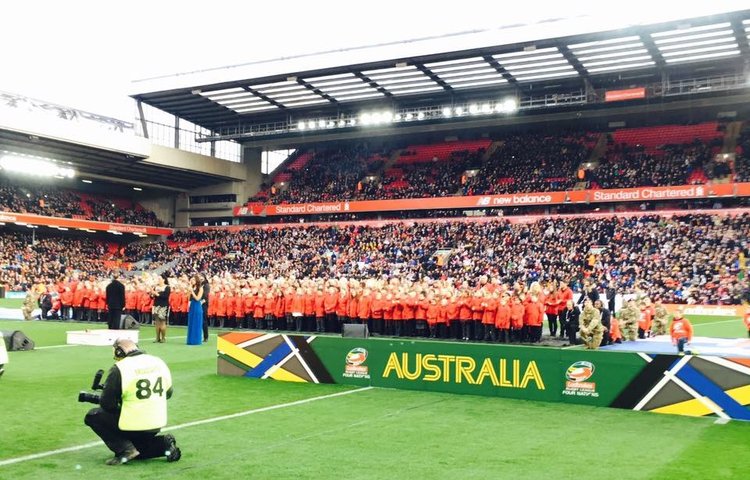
[197,72,749,142]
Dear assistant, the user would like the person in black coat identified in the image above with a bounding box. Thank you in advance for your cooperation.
[105,273,126,329]
[605,281,617,316]
[595,299,611,346]
[564,300,581,346]
[577,280,600,305]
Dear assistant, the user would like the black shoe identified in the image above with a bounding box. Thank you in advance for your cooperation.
[0,366,4,378]
[105,447,139,465]
[164,434,181,462]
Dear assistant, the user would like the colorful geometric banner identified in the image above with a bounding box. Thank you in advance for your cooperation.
[217,333,750,421]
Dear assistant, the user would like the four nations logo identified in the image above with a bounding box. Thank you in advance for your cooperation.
[343,347,371,379]
[563,361,598,397]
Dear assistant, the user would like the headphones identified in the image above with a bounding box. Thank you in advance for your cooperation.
[113,339,139,360]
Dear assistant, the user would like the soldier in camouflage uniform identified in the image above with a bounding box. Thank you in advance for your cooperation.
[618,299,639,341]
[579,299,604,350]
[651,299,669,336]
[22,287,40,321]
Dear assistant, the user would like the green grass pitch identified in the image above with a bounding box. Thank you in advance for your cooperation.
[0,315,749,479]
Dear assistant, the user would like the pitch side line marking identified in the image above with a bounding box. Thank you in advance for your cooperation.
[33,335,189,350]
[0,386,373,467]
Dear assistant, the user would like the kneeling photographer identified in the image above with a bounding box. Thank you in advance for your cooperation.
[81,338,181,465]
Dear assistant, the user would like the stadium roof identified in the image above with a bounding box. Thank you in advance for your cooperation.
[132,10,750,136]
[0,129,236,191]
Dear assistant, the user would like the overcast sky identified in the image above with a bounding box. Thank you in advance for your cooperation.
[1,1,747,120]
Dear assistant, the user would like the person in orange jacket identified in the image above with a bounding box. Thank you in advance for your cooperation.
[426,294,439,339]
[323,287,338,333]
[495,294,511,343]
[544,285,560,337]
[446,294,460,340]
[639,298,655,339]
[60,286,73,320]
[481,292,498,341]
[253,291,266,330]
[370,291,384,335]
[415,292,429,338]
[470,291,484,341]
[291,288,305,331]
[670,307,694,355]
[348,289,360,326]
[314,288,325,333]
[510,294,525,342]
[303,288,315,332]
[402,291,418,337]
[743,306,750,338]
[457,290,473,341]
[609,313,623,344]
[524,293,545,343]
[358,289,372,332]
[73,284,86,321]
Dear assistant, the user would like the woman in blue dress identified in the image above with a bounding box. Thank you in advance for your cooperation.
[187,275,204,345]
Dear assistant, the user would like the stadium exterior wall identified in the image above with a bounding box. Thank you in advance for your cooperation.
[217,332,750,421]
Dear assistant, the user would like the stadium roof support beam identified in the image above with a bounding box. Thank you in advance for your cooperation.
[557,46,597,101]
[730,18,750,56]
[413,63,452,92]
[136,100,149,139]
[353,71,393,98]
[483,56,521,91]
[295,78,337,104]
[242,86,286,110]
[639,33,667,68]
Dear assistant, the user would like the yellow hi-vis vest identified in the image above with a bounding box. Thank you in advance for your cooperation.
[116,354,172,431]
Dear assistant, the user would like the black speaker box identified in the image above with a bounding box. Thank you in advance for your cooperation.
[342,323,369,338]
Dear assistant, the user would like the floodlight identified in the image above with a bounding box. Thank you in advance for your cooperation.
[417,112,425,120]
[0,152,75,178]
[469,104,480,115]
[442,107,452,118]
[298,121,306,130]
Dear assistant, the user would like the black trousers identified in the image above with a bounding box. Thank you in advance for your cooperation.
[202,302,209,341]
[108,309,123,329]
[84,407,170,459]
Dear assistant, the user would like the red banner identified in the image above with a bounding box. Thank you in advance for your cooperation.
[605,87,646,102]
[0,211,173,236]
[235,183,750,217]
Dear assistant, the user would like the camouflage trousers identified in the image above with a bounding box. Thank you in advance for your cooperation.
[622,322,638,341]
[581,332,603,350]
[22,306,34,321]
[651,319,668,336]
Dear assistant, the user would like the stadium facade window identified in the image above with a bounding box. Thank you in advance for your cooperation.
[262,149,296,175]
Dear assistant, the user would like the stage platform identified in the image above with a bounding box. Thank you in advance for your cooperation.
[600,335,750,358]
[66,329,139,346]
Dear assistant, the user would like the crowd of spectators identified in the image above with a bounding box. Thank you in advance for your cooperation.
[264,146,382,204]
[0,231,110,291]
[0,181,86,218]
[120,213,750,305]
[3,212,749,306]
[84,197,165,227]
[464,133,591,195]
[246,127,742,206]
[591,140,720,189]
[0,178,165,226]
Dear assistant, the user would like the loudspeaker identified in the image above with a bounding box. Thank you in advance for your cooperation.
[342,323,369,338]
[0,330,35,351]
[119,315,140,330]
